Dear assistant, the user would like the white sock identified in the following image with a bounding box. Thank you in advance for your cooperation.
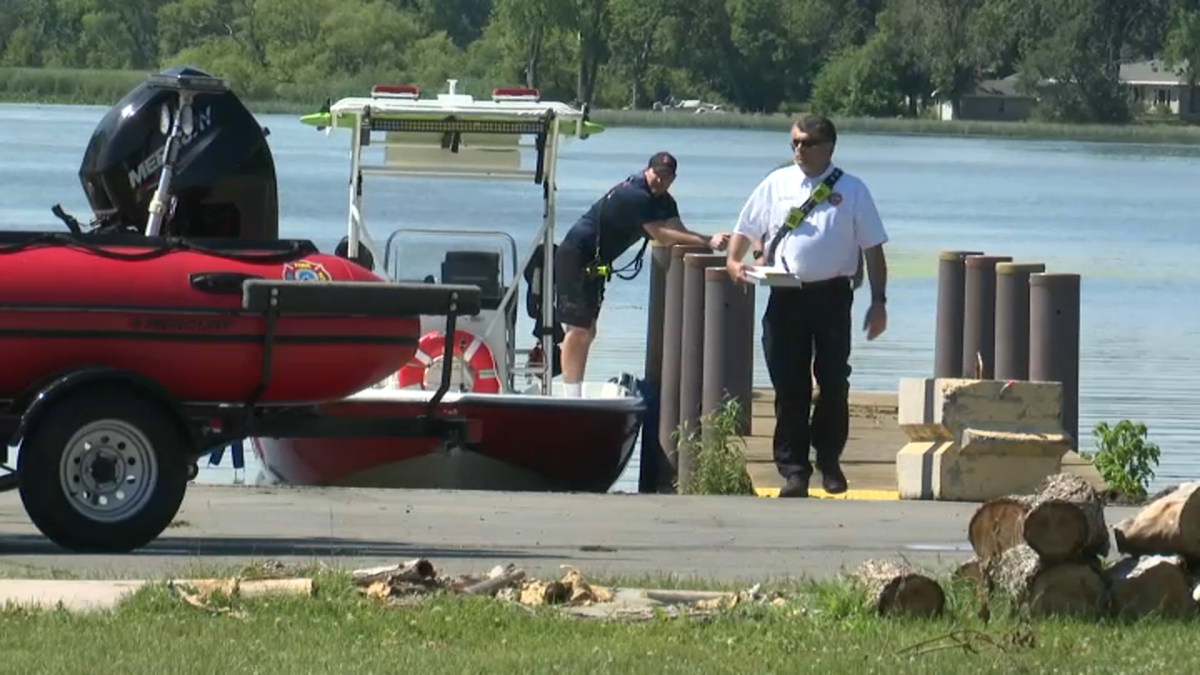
[564,382,582,397]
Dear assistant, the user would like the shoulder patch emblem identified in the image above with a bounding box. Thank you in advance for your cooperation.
[282,259,332,282]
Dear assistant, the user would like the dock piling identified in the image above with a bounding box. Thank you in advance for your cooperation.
[1029,273,1081,451]
[934,251,983,378]
[639,242,673,493]
[658,244,710,482]
[732,274,755,435]
[993,262,1045,382]
[701,267,754,443]
[678,252,727,492]
[962,254,1011,378]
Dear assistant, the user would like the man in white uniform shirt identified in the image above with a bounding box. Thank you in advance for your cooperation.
[726,115,889,498]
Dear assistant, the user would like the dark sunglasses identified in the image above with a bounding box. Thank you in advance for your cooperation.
[791,137,825,149]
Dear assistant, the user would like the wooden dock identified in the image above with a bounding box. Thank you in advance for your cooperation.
[743,387,1101,499]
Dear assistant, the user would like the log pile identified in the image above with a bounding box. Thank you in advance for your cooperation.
[1107,481,1200,618]
[964,473,1109,618]
[962,474,1200,620]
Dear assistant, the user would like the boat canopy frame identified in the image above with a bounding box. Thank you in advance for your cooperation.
[324,80,590,396]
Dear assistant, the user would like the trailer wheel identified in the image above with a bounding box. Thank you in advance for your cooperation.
[17,388,189,553]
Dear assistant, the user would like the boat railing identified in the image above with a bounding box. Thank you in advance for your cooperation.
[381,228,519,284]
[380,227,526,388]
[347,202,386,271]
[376,224,557,392]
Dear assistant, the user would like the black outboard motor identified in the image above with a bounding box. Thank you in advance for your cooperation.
[75,66,278,240]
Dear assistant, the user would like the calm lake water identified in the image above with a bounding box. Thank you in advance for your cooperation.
[1,102,1198,493]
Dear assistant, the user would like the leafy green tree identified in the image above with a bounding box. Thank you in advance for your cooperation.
[412,0,494,48]
[1164,5,1200,90]
[0,0,1194,118]
[810,29,907,118]
[605,0,668,108]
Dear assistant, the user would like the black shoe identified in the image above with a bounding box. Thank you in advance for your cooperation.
[779,474,809,498]
[820,463,848,495]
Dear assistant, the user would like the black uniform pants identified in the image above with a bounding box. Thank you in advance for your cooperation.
[761,278,854,479]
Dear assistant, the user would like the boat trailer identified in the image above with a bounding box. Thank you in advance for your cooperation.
[0,276,482,554]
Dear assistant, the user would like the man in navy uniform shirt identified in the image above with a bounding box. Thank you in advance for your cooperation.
[556,152,729,397]
[726,116,889,498]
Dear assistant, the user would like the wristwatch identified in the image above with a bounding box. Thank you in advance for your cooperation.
[872,293,886,304]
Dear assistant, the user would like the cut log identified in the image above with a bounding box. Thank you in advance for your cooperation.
[967,495,1034,560]
[643,589,736,604]
[854,558,945,618]
[352,558,435,586]
[1113,481,1200,561]
[461,569,526,596]
[173,578,314,598]
[954,557,985,584]
[518,580,570,606]
[1022,473,1110,563]
[967,475,1111,564]
[992,543,1107,618]
[1107,554,1196,619]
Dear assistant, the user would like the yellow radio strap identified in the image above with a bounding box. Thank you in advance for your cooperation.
[763,167,843,267]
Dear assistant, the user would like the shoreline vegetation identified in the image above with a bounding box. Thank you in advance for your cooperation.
[5,67,1200,145]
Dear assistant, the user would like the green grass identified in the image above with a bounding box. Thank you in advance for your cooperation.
[6,67,1200,144]
[0,565,1195,674]
[0,66,148,106]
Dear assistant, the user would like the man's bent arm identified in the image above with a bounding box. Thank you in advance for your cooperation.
[730,177,770,259]
[727,233,752,264]
[864,244,887,301]
[643,218,713,247]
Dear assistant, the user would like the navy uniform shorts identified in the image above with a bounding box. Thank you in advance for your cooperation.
[554,244,606,329]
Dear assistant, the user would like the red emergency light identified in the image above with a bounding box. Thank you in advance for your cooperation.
[371,84,421,99]
[492,87,541,102]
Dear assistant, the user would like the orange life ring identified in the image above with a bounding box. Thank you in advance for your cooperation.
[396,329,501,393]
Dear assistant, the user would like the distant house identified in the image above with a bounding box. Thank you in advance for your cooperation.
[936,75,1036,122]
[1119,59,1200,120]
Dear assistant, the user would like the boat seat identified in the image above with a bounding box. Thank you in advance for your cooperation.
[334,235,376,271]
[242,279,482,318]
[440,250,503,311]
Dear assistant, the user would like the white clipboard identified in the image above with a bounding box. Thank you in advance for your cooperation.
[743,265,808,287]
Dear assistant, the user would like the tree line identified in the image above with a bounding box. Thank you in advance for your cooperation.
[2,0,1198,123]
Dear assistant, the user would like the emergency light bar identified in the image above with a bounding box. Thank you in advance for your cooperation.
[372,84,421,100]
[492,87,541,103]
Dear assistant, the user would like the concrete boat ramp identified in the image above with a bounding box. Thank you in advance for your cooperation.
[0,485,1144,604]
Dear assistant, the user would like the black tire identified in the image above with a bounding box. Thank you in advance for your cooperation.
[17,387,190,553]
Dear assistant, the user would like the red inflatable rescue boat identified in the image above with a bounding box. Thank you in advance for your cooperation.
[0,67,486,559]
[0,234,418,404]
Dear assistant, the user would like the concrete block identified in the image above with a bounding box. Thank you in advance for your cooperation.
[895,377,1077,502]
[895,441,948,500]
[898,377,1064,442]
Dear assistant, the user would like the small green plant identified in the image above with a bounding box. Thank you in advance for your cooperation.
[673,397,756,496]
[1080,420,1161,499]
